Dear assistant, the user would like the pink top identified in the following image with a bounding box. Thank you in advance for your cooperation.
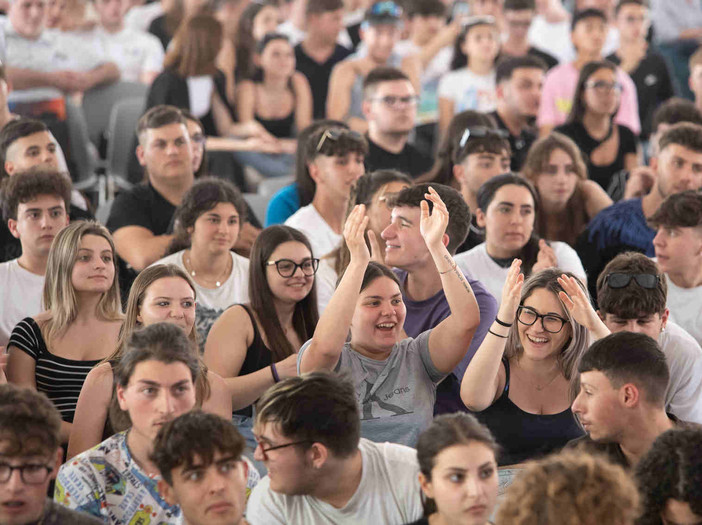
[537,62,641,135]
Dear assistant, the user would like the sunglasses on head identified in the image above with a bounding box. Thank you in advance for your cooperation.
[459,127,509,149]
[604,273,660,289]
[315,129,364,153]
[367,0,402,18]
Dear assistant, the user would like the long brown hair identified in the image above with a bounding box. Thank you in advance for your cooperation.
[164,13,223,77]
[249,226,319,361]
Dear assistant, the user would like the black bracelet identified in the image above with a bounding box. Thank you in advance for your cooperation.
[270,363,280,383]
[494,316,513,327]
[488,329,508,339]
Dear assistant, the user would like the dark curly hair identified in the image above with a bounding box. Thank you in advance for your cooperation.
[1,167,72,222]
[635,428,702,525]
[0,384,62,457]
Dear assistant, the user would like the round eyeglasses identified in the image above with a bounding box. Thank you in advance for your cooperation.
[266,258,319,278]
[0,463,53,485]
[517,305,568,334]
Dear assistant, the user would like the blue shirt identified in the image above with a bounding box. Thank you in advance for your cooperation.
[265,183,300,226]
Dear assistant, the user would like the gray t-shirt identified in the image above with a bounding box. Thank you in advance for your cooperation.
[246,438,422,525]
[298,331,446,446]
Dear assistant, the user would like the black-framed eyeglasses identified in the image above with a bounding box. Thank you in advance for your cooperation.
[604,273,659,290]
[370,95,419,108]
[459,127,509,149]
[0,463,53,485]
[255,440,313,461]
[315,129,364,153]
[266,258,319,277]
[517,305,569,334]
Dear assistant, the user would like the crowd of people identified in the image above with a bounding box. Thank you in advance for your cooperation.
[2,0,702,523]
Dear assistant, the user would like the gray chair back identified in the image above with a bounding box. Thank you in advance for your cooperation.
[106,97,145,192]
[82,82,148,149]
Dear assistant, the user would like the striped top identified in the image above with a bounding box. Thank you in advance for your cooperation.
[8,317,100,423]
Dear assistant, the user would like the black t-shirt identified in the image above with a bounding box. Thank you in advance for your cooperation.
[364,136,434,179]
[555,121,638,192]
[499,47,558,70]
[148,15,170,51]
[295,43,352,120]
[490,110,537,172]
[0,203,93,264]
[606,51,676,141]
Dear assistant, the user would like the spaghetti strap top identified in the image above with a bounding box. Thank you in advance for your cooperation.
[234,304,273,418]
[255,111,295,139]
[474,358,584,465]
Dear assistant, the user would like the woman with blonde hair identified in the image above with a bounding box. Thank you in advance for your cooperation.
[461,265,589,465]
[522,132,612,247]
[6,221,123,444]
[66,264,231,459]
[495,450,640,525]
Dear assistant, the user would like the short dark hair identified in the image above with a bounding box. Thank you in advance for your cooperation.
[636,428,702,524]
[391,183,471,254]
[503,0,534,11]
[1,168,72,222]
[359,260,402,292]
[255,372,361,458]
[0,384,62,457]
[615,0,648,15]
[596,252,667,318]
[453,128,511,165]
[651,98,702,132]
[571,8,607,30]
[404,0,446,18]
[649,190,702,230]
[151,411,246,485]
[657,122,702,156]
[578,332,669,406]
[0,118,50,179]
[363,66,411,99]
[137,105,186,145]
[305,126,368,162]
[495,55,546,84]
[306,0,344,15]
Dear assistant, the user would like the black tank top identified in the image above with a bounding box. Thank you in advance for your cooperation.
[475,358,584,466]
[255,111,295,139]
[233,304,273,418]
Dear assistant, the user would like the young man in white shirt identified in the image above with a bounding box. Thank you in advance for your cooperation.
[650,190,702,349]
[0,169,70,347]
[91,0,165,84]
[247,372,423,525]
[284,126,367,258]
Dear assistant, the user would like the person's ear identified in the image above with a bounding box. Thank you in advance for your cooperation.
[7,218,19,239]
[649,155,658,175]
[442,232,449,249]
[308,442,329,469]
[362,98,373,120]
[596,309,606,322]
[4,160,15,175]
[307,161,322,184]
[620,383,640,408]
[157,479,178,506]
[136,144,146,167]
[496,82,505,100]
[475,208,487,228]
[660,308,669,331]
[418,472,434,499]
[116,383,128,411]
[452,163,465,185]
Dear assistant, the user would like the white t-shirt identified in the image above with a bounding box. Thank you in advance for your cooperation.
[153,250,249,346]
[91,26,164,83]
[658,321,702,424]
[454,242,586,306]
[0,259,44,347]
[246,438,422,525]
[437,68,497,114]
[315,256,338,314]
[665,275,702,349]
[285,204,341,258]
[124,2,164,34]
[276,20,352,49]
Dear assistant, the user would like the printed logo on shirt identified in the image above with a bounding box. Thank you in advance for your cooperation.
[556,98,573,119]
[644,74,658,86]
[360,381,414,420]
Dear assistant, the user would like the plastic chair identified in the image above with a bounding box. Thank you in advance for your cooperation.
[243,193,270,226]
[257,174,295,197]
[65,98,100,194]
[82,81,148,150]
[105,97,145,199]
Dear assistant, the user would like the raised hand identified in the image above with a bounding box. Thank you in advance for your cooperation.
[367,229,385,264]
[498,259,524,323]
[532,239,558,274]
[343,204,371,265]
[420,187,449,250]
[557,274,610,338]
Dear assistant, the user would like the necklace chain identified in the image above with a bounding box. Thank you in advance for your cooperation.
[186,251,231,288]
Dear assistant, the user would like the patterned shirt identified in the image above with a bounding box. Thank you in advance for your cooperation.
[55,431,260,525]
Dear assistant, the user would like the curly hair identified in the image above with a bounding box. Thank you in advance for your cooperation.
[495,451,640,525]
[0,384,62,456]
[0,167,72,222]
[635,428,702,525]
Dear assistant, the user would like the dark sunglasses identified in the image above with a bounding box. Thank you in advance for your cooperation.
[604,273,660,289]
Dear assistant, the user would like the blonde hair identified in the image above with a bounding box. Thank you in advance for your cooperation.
[42,221,122,347]
[107,264,211,431]
[495,451,640,525]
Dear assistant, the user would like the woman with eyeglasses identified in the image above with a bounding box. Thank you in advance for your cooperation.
[454,173,586,305]
[204,225,319,451]
[460,264,589,465]
[555,60,641,196]
[153,178,250,347]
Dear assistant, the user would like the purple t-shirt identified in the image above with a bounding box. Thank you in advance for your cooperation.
[394,269,497,383]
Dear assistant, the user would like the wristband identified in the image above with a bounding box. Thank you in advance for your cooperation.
[488,329,508,339]
[494,316,512,327]
[270,363,280,383]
